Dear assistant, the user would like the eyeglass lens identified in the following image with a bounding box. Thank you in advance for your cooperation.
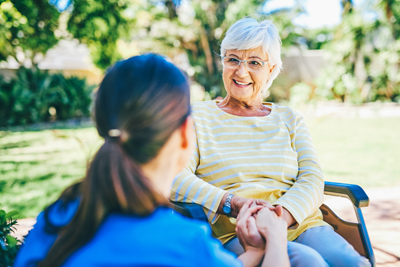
[223,57,264,71]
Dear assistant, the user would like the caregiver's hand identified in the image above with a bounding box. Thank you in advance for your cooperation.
[255,205,287,241]
[236,199,265,251]
[236,199,268,267]
[255,206,290,267]
[218,193,275,218]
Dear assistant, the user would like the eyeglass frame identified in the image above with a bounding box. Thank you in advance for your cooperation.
[221,56,270,72]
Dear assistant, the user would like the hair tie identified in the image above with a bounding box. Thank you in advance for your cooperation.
[108,129,129,143]
[108,129,121,137]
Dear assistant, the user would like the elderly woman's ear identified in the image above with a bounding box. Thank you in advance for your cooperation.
[269,64,275,73]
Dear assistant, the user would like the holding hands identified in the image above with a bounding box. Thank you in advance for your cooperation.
[235,199,290,267]
[229,194,296,227]
[235,200,265,252]
[229,195,274,218]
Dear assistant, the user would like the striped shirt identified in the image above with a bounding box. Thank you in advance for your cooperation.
[170,101,328,243]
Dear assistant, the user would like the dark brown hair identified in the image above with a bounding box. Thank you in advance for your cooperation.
[39,54,191,266]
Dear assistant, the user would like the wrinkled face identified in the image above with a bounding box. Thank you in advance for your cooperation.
[222,46,274,102]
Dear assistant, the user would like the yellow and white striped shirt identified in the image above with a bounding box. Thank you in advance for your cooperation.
[171,101,328,243]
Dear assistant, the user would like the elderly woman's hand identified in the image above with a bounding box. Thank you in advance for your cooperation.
[235,199,265,251]
[217,193,275,218]
[231,195,274,218]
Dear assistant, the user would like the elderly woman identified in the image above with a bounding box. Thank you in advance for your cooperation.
[171,18,371,267]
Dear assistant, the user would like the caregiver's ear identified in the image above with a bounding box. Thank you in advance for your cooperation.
[179,116,194,149]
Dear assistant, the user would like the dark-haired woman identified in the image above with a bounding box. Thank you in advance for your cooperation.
[14,54,289,267]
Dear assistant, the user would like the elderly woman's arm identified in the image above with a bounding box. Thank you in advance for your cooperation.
[171,136,276,222]
[170,143,230,222]
[273,114,325,226]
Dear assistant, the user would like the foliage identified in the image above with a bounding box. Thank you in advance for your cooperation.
[66,0,131,70]
[264,6,316,103]
[379,0,400,40]
[314,1,400,103]
[0,0,130,70]
[0,67,95,127]
[0,209,21,267]
[289,82,312,107]
[0,0,60,63]
[0,0,339,101]
[2,0,398,103]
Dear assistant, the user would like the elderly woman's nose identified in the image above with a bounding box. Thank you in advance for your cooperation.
[235,62,249,77]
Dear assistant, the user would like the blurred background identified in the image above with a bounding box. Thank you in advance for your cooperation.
[0,0,399,266]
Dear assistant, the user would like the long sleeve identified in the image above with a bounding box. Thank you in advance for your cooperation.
[170,101,327,243]
[170,141,228,223]
[273,114,324,225]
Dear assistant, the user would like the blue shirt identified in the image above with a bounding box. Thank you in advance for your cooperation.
[14,200,242,267]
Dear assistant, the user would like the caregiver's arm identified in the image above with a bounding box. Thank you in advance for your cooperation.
[236,200,289,267]
[236,199,265,267]
[273,113,324,226]
[256,206,290,267]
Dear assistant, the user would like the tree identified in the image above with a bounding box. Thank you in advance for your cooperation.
[380,0,400,39]
[0,0,130,70]
[314,0,400,103]
[66,0,131,70]
[0,0,60,64]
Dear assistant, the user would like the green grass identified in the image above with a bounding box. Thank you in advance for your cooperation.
[307,117,400,187]
[0,128,103,219]
[1,117,399,218]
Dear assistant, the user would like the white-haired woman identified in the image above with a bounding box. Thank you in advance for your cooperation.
[171,18,371,267]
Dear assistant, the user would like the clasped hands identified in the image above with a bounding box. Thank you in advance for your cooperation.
[235,198,288,253]
[229,195,296,227]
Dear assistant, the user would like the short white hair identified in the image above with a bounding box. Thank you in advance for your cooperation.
[220,17,282,92]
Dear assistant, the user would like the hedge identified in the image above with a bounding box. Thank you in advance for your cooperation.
[0,66,95,127]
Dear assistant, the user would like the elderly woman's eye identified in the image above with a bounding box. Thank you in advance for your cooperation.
[249,60,261,66]
[228,58,240,63]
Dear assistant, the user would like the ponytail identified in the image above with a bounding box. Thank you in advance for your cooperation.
[39,140,167,267]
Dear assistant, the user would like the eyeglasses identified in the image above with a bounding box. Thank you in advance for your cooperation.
[221,56,270,72]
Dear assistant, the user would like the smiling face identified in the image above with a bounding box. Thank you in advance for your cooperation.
[222,46,274,103]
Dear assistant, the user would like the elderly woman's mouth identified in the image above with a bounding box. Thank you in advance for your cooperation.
[233,79,252,86]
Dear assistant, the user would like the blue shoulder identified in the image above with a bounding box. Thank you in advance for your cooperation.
[13,199,80,267]
[157,208,242,267]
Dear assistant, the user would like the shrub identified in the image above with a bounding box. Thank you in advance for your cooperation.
[0,209,21,267]
[0,66,95,127]
[289,82,312,107]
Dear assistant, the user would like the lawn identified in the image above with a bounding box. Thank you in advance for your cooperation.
[307,117,400,187]
[1,117,399,219]
[0,127,103,219]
